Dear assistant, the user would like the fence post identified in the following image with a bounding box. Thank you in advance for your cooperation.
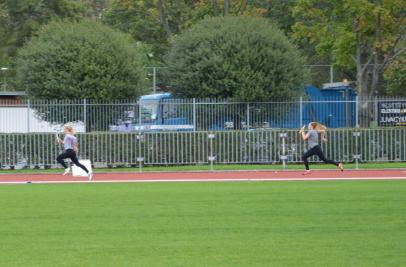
[193,98,196,132]
[353,131,361,170]
[83,99,87,132]
[374,96,378,126]
[299,96,303,127]
[355,96,359,128]
[137,133,144,172]
[26,99,30,133]
[246,103,250,130]
[138,101,142,128]
[208,133,216,171]
[279,132,288,169]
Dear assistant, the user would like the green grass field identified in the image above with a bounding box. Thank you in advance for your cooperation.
[1,180,405,266]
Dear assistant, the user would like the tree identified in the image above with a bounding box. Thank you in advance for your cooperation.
[81,0,112,20]
[384,54,406,96]
[192,0,267,18]
[292,0,406,125]
[164,16,307,102]
[0,0,86,66]
[102,0,269,60]
[0,2,11,65]
[15,20,149,130]
[265,0,296,34]
[102,0,195,58]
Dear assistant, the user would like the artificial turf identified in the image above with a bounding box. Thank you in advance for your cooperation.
[0,180,405,267]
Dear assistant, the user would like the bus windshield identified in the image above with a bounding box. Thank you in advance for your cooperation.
[140,100,159,122]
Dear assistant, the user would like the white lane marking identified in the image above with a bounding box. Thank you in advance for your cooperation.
[1,176,406,185]
[2,168,406,177]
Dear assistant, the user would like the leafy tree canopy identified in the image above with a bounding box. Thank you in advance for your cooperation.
[0,0,86,66]
[15,20,149,100]
[164,16,307,101]
[292,0,405,97]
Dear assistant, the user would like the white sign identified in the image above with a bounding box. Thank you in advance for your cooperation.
[72,160,92,177]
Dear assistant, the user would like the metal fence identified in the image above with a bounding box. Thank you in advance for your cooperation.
[1,128,406,169]
[2,97,406,133]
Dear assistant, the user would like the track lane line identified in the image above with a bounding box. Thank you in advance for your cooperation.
[1,176,406,185]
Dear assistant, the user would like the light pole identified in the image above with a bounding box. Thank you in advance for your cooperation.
[143,66,167,94]
[1,67,8,91]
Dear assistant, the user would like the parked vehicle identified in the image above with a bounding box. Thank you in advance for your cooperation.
[110,93,195,132]
[110,82,357,132]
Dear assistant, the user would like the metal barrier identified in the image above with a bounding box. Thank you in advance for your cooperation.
[1,128,405,169]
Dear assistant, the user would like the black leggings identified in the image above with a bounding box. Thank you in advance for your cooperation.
[57,149,89,173]
[302,145,339,170]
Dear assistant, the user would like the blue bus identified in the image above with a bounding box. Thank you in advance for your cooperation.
[110,93,195,132]
[110,82,357,131]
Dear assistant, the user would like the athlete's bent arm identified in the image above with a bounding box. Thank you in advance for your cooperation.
[73,143,78,153]
[299,128,310,140]
[321,131,328,143]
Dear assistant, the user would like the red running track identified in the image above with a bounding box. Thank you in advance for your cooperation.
[1,169,406,184]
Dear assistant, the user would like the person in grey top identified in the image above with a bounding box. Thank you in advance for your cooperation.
[299,122,343,175]
[56,125,92,180]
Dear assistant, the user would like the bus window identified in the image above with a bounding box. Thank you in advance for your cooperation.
[163,103,178,119]
[140,101,158,122]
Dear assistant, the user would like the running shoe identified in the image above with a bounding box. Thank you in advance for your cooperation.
[63,168,71,175]
[302,170,311,176]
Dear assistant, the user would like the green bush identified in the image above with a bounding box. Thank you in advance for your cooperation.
[164,16,307,101]
[15,20,149,100]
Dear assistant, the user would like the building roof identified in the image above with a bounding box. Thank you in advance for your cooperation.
[0,91,26,96]
[140,92,172,101]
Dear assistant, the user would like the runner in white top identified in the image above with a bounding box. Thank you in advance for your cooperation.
[56,125,92,180]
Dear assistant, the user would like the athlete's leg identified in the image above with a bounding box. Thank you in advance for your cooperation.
[314,146,339,166]
[56,151,70,169]
[302,147,318,170]
[69,151,89,173]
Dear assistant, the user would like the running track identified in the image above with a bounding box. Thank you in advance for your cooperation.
[1,169,406,184]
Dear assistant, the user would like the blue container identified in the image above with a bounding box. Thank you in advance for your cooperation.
[303,83,357,128]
